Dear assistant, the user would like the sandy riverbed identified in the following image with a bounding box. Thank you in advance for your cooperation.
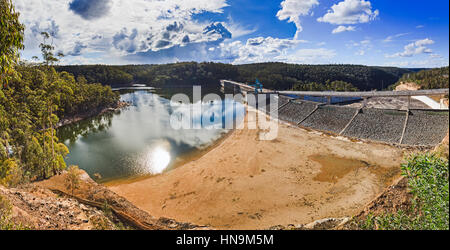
[108,113,407,229]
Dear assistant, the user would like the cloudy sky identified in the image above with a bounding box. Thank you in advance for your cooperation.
[14,0,449,67]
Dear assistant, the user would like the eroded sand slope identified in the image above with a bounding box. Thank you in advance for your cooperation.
[109,116,406,229]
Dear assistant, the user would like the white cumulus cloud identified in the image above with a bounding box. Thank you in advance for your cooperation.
[276,0,319,39]
[332,25,356,34]
[219,36,302,64]
[387,38,435,58]
[13,0,231,62]
[317,0,379,26]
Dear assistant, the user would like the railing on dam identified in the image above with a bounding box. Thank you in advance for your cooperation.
[221,80,449,146]
[277,89,449,98]
[221,79,449,98]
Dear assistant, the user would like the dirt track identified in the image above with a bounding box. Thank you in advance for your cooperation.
[109,114,406,229]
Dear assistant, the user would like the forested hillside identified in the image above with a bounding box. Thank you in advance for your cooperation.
[56,63,238,88]
[234,63,411,91]
[0,0,119,186]
[395,66,449,89]
[56,63,413,91]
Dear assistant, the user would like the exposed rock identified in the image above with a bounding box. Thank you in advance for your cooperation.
[0,185,120,230]
[56,101,130,128]
[395,82,420,91]
[268,217,350,230]
[1,168,209,230]
[36,170,209,230]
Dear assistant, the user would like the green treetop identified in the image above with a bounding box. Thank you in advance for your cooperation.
[0,0,25,88]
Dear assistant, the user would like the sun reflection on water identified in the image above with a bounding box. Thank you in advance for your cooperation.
[145,146,171,175]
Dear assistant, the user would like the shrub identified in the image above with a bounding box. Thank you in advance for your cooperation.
[0,159,24,187]
[65,165,81,196]
[0,194,29,230]
[361,153,449,230]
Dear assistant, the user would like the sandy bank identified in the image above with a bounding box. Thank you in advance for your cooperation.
[109,113,407,230]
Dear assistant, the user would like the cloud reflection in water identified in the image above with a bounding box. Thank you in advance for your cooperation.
[60,90,245,181]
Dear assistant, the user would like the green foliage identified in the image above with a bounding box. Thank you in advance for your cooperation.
[38,32,63,66]
[0,0,119,184]
[0,0,25,87]
[395,66,449,90]
[55,62,238,87]
[234,63,409,91]
[293,80,358,92]
[65,165,81,196]
[360,211,413,230]
[55,65,135,86]
[361,154,449,230]
[0,194,29,230]
[55,62,411,91]
[0,66,119,182]
[0,158,23,187]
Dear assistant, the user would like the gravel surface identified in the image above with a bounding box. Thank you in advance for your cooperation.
[255,94,448,146]
[269,95,293,118]
[343,108,407,143]
[300,105,358,134]
[344,97,430,110]
[278,101,318,124]
[402,110,449,146]
[277,95,292,108]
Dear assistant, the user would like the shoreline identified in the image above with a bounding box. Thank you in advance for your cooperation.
[103,128,235,186]
[56,101,130,129]
[108,111,409,229]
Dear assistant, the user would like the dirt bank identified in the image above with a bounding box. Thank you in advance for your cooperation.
[0,184,124,230]
[36,170,208,230]
[109,113,409,230]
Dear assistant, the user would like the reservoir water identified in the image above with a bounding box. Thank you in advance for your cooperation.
[57,87,245,182]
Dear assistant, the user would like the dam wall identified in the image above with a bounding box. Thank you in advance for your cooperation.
[256,96,448,146]
[342,109,407,144]
[300,105,357,134]
[278,101,318,124]
[221,80,449,146]
[402,110,449,146]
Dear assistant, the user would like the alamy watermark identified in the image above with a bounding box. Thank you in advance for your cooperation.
[169,86,279,141]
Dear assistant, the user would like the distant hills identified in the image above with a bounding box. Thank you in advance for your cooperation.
[54,62,445,91]
[394,66,449,90]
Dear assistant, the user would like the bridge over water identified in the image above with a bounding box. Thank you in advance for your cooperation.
[220,80,449,146]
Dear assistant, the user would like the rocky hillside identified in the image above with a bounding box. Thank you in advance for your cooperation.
[0,184,124,230]
[0,170,208,230]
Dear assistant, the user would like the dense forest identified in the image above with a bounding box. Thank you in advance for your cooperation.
[394,66,449,90]
[56,63,239,88]
[56,63,413,91]
[0,0,119,186]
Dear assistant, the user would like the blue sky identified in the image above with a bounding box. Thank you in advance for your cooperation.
[14,0,449,67]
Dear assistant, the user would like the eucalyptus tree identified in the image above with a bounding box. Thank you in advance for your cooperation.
[0,0,24,88]
[0,0,24,183]
[0,0,118,183]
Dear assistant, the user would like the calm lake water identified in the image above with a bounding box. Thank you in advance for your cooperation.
[57,87,245,182]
